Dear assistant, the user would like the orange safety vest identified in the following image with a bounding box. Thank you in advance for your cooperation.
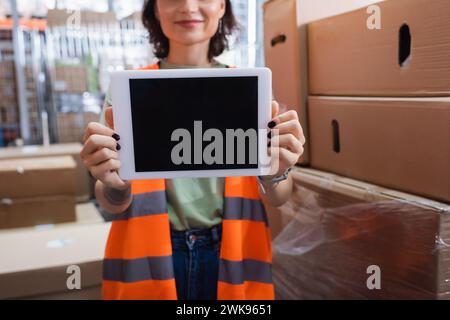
[102,63,274,300]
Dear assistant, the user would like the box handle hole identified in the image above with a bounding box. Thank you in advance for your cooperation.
[332,120,340,153]
[271,34,287,47]
[399,24,411,67]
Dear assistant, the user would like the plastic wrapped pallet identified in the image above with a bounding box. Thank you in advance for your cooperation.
[266,168,450,300]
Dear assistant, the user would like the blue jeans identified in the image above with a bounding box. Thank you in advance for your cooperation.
[170,224,222,300]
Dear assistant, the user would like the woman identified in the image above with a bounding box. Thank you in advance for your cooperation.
[80,0,305,300]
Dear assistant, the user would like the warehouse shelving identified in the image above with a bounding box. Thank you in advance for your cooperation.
[0,0,262,147]
[0,16,49,147]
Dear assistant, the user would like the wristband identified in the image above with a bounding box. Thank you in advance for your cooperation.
[257,167,293,194]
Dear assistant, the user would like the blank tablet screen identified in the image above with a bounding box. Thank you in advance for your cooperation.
[129,76,259,172]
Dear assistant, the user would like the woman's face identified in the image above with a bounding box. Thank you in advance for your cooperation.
[155,0,226,46]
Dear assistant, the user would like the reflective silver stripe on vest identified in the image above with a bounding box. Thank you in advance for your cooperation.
[219,259,273,284]
[103,256,174,282]
[223,197,268,225]
[111,191,167,221]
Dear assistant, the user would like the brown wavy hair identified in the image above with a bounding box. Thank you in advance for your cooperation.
[142,0,239,61]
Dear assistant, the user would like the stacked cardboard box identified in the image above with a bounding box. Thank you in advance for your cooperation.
[308,0,450,96]
[263,0,450,300]
[307,0,450,203]
[54,65,88,93]
[265,168,450,299]
[0,29,14,57]
[0,61,15,81]
[0,61,19,143]
[0,203,108,300]
[57,112,99,143]
[0,143,93,202]
[308,97,450,203]
[0,33,44,146]
[263,0,308,165]
[0,156,77,229]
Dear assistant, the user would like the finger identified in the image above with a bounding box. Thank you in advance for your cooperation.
[83,147,119,167]
[273,119,303,140]
[271,101,279,119]
[271,134,303,154]
[273,110,299,125]
[271,124,306,146]
[267,145,281,175]
[81,134,118,159]
[105,106,115,130]
[90,158,121,179]
[279,147,300,168]
[83,121,115,143]
[267,146,297,175]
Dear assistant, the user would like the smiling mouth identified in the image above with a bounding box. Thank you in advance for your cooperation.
[175,20,205,27]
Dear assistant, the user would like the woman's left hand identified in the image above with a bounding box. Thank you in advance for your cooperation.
[267,101,306,177]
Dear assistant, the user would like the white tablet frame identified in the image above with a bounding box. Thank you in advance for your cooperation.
[110,67,272,180]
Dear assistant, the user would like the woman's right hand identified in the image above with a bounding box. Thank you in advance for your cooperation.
[80,107,130,190]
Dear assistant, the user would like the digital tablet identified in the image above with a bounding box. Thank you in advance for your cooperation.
[110,67,272,180]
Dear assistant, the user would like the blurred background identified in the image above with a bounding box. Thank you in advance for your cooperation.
[0,0,267,147]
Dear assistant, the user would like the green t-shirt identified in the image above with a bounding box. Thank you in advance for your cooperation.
[101,59,228,231]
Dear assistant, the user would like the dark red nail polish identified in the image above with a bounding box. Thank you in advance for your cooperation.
[268,121,276,129]
[112,133,120,141]
[116,143,121,151]
[267,131,272,139]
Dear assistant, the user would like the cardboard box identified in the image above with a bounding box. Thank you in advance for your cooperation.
[0,195,76,229]
[74,202,104,225]
[0,201,102,231]
[0,61,15,79]
[263,0,309,164]
[267,167,450,299]
[57,112,99,144]
[54,65,88,93]
[0,106,18,124]
[0,144,93,202]
[0,218,110,299]
[0,156,76,199]
[307,96,450,203]
[308,0,450,96]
